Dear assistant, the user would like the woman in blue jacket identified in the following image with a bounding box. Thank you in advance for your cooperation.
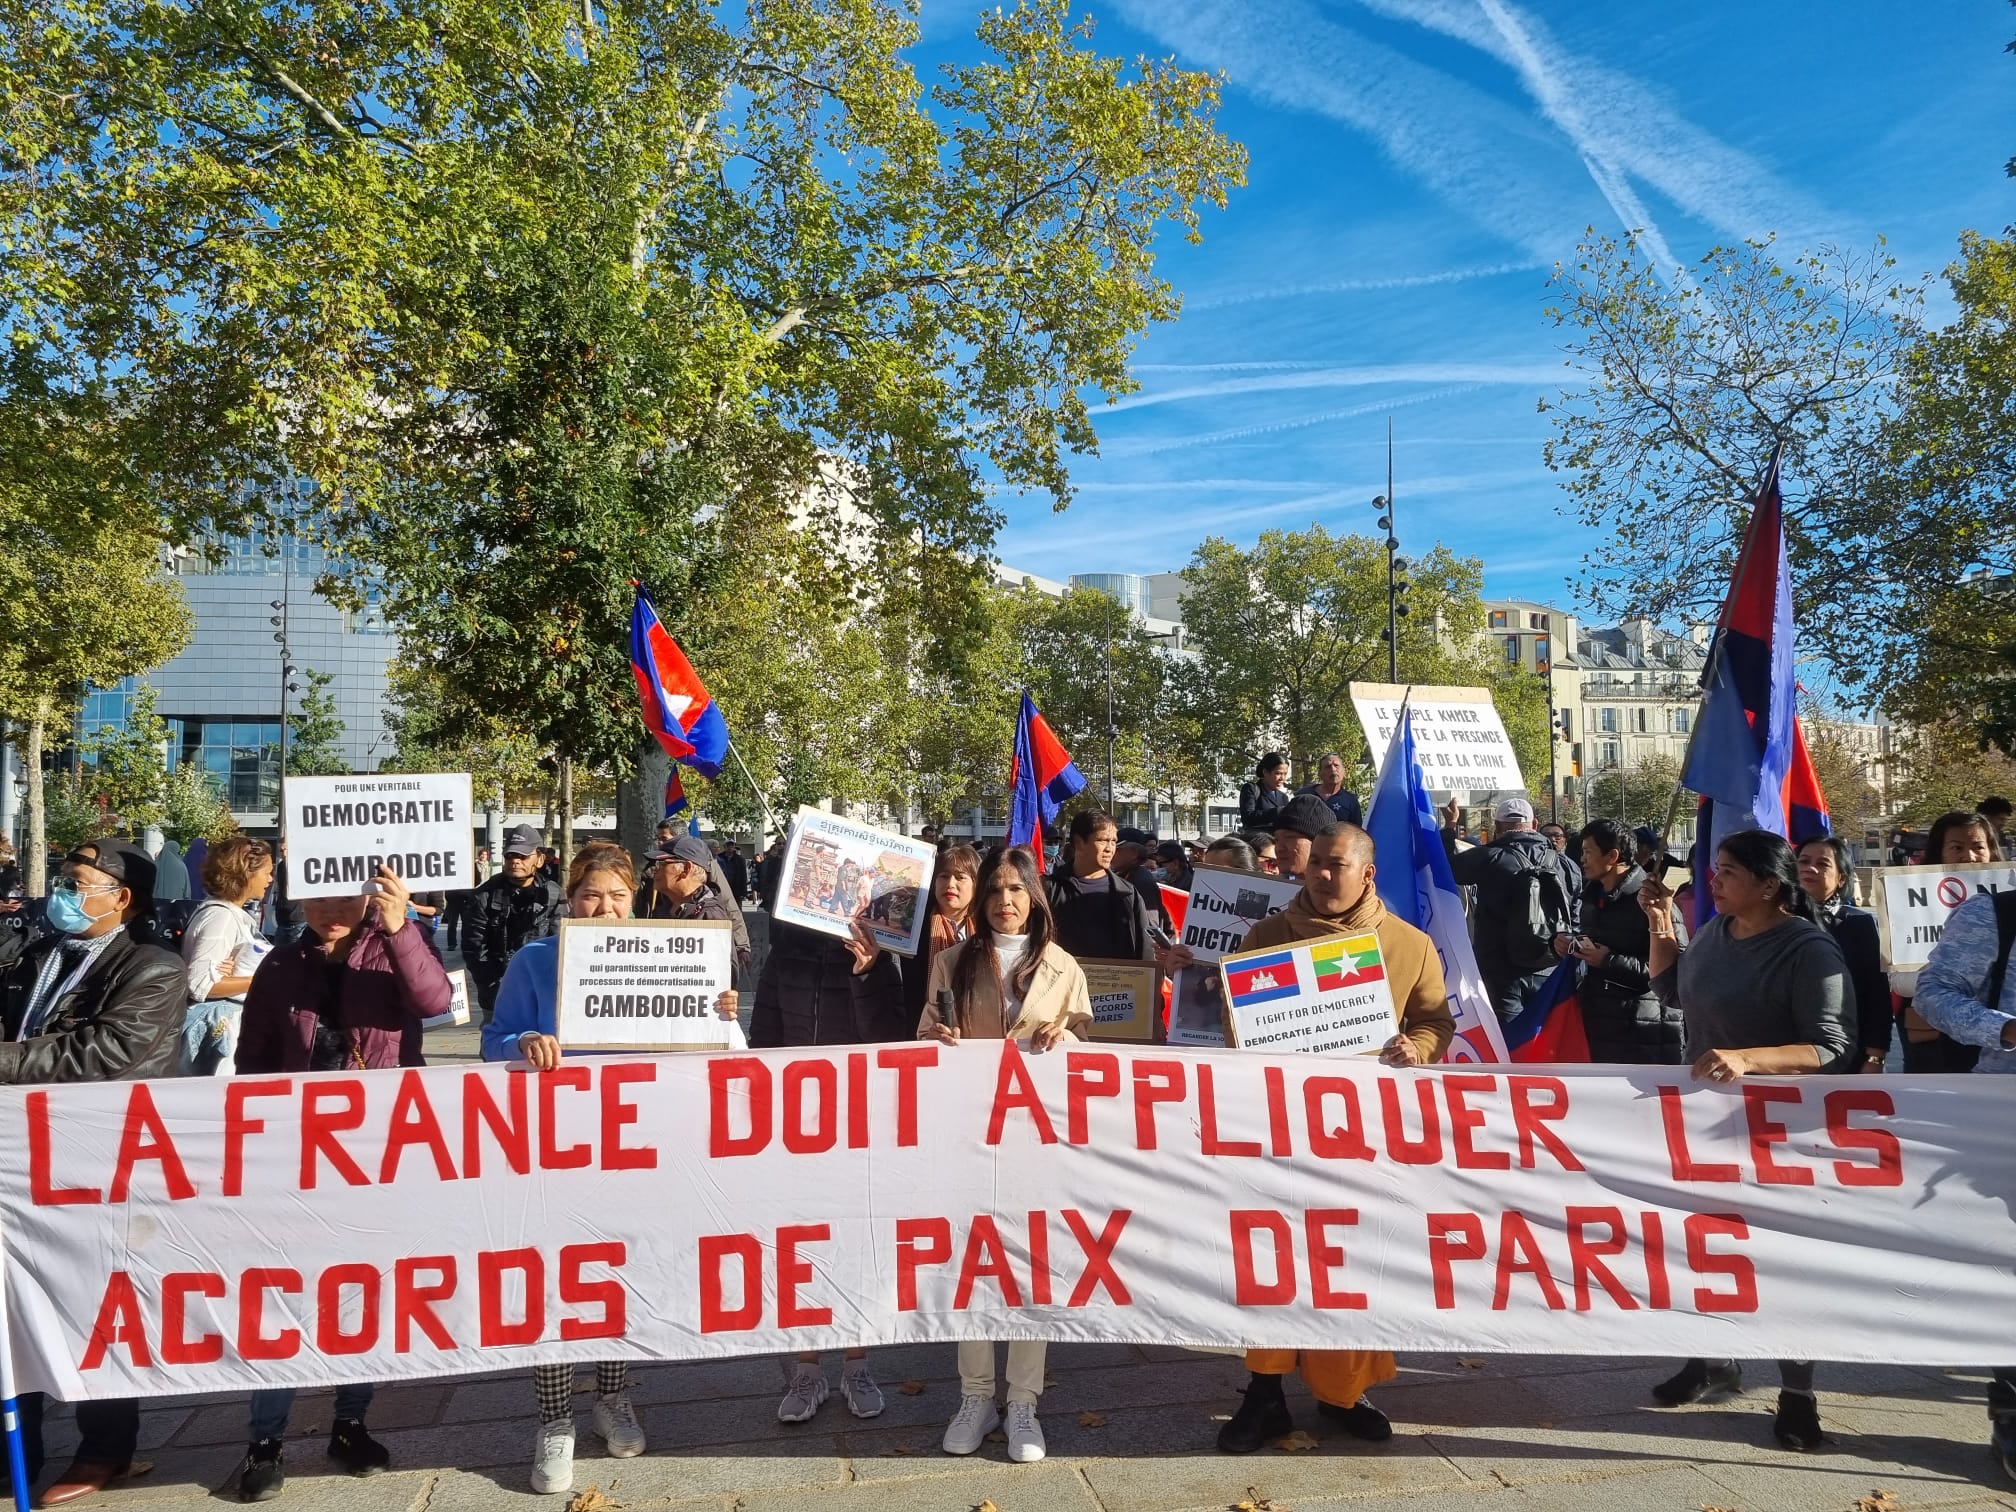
[482,841,738,1495]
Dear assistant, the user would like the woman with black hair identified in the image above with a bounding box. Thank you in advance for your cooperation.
[1045,810,1156,964]
[1638,829,1851,1449]
[1897,812,2004,1072]
[1796,834,1891,1073]
[920,846,1091,1468]
[1238,752,1293,832]
[1554,818,1679,1064]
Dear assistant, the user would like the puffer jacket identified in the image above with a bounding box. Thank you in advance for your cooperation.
[238,915,451,1072]
[750,920,912,1048]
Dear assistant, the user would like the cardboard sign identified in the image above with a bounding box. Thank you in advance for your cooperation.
[284,772,474,900]
[1218,932,1397,1056]
[555,919,739,1051]
[774,807,937,955]
[1169,864,1302,1047]
[1080,960,1159,1043]
[1350,683,1524,800]
[1870,863,2016,977]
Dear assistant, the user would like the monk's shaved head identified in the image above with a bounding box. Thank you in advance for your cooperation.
[1311,823,1374,865]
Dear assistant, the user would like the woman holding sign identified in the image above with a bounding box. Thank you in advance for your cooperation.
[483,842,739,1495]
[1638,830,1850,1450]
[918,846,1092,1466]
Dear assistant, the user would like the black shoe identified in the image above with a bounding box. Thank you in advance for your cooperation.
[1217,1383,1293,1454]
[1993,1420,2016,1484]
[237,1439,285,1503]
[1772,1390,1828,1451]
[327,1419,390,1476]
[1652,1359,1743,1406]
[1317,1397,1393,1442]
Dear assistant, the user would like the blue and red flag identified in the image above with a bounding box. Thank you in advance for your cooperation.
[1225,951,1302,1010]
[630,586,729,780]
[1681,447,1830,927]
[1501,956,1590,1064]
[1007,692,1085,851]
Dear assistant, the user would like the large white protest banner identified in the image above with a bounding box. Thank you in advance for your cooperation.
[1350,683,1524,800]
[284,773,474,900]
[555,919,741,1051]
[1870,862,2016,978]
[1169,865,1300,1047]
[6,1047,2015,1402]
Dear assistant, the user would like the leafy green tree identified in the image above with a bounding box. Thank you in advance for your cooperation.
[284,669,349,776]
[5,0,1244,831]
[158,763,239,847]
[75,684,174,839]
[1176,526,1496,783]
[1889,721,2016,826]
[1575,753,1684,834]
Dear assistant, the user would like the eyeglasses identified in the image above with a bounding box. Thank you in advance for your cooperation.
[50,877,119,897]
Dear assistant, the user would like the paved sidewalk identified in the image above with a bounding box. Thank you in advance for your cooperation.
[29,1347,2016,1512]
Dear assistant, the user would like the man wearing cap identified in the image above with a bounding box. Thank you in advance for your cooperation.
[0,839,185,1505]
[1298,752,1364,827]
[637,833,752,972]
[1440,795,1582,1021]
[463,824,563,1023]
[1270,793,1338,883]
[639,836,752,973]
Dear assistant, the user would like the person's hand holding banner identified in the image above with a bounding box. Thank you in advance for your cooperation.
[1379,1031,1425,1067]
[516,1031,563,1071]
[1029,1020,1066,1052]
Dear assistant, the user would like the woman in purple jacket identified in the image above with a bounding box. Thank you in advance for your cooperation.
[231,864,451,1501]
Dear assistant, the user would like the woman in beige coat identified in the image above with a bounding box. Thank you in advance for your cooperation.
[919,845,1091,1466]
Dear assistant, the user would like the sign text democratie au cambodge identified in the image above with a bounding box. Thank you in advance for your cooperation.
[3,1044,2015,1401]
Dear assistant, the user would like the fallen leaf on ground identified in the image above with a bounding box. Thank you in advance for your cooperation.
[985,1430,1008,1443]
[566,1487,621,1512]
[1855,1494,1902,1512]
[1272,1429,1321,1452]
[1078,1410,1108,1427]
[1455,1357,1486,1370]
[897,1379,926,1396]
[1701,1504,1738,1512]
[1233,1492,1288,1512]
[976,1501,1001,1512]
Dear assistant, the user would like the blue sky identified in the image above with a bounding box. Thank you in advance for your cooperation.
[933,0,2012,609]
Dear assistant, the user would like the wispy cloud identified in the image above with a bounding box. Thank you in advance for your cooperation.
[1103,361,1563,414]
[1105,385,1479,458]
[1186,259,1551,311]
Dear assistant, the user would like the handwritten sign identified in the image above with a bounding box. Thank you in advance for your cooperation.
[1080,960,1159,1043]
[1350,683,1524,800]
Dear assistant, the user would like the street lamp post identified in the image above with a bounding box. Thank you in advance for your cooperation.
[1103,597,1117,814]
[269,546,299,822]
[1372,418,1407,683]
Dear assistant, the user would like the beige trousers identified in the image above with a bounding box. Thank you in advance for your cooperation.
[958,1340,1047,1405]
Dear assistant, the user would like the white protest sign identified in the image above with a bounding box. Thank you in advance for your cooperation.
[1350,683,1524,801]
[555,919,740,1051]
[1219,931,1397,1057]
[419,969,472,1031]
[284,773,474,900]
[1170,864,1301,1047]
[774,807,937,955]
[1870,863,2016,976]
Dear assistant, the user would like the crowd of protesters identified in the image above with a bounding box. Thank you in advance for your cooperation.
[0,759,2011,1502]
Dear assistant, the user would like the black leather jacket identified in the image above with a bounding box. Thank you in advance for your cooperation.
[0,927,185,1083]
[462,873,563,984]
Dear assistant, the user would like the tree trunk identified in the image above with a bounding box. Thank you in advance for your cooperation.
[541,781,555,843]
[616,742,670,865]
[487,785,504,875]
[558,757,575,862]
[25,699,47,896]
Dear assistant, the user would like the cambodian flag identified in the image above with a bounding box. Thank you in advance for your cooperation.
[1501,956,1590,1064]
[630,586,729,779]
[1225,951,1302,1009]
[1681,448,1830,926]
[1007,692,1085,851]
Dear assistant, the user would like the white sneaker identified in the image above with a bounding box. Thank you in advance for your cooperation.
[942,1394,1000,1455]
[778,1364,829,1423]
[841,1364,885,1419]
[530,1418,574,1494]
[1005,1400,1046,1463]
[592,1390,645,1458]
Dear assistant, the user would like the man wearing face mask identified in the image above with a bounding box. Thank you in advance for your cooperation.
[0,839,185,1506]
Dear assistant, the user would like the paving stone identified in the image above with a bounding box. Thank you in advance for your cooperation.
[735,1459,1102,1512]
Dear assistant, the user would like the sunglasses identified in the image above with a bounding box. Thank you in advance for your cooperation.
[50,877,120,897]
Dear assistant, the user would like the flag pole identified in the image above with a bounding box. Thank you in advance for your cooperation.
[723,738,781,837]
[1654,444,1784,847]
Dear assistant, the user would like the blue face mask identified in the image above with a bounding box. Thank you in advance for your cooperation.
[44,888,97,935]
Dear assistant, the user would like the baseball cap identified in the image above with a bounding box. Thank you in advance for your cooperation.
[70,838,156,903]
[647,835,715,870]
[1493,795,1536,824]
[1271,793,1337,840]
[503,824,543,858]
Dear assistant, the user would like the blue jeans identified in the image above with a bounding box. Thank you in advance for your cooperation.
[179,1000,242,1076]
[248,1382,375,1443]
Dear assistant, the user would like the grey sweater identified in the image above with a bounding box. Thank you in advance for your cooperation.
[1652,913,1853,1068]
